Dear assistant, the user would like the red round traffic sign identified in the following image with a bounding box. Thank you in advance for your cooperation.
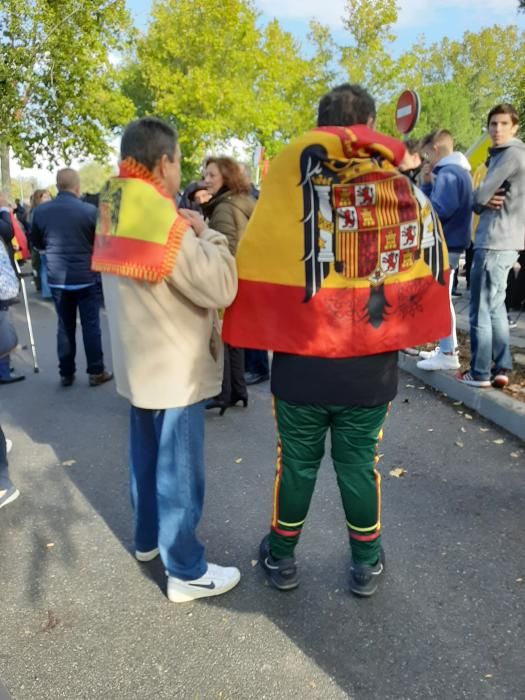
[395,90,420,134]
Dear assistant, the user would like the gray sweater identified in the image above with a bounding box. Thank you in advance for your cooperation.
[473,137,525,251]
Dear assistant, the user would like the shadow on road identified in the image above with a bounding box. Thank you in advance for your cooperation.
[2,294,524,698]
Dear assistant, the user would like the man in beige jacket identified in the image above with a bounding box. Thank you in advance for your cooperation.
[95,117,240,602]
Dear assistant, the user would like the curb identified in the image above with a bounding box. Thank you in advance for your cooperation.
[399,353,525,442]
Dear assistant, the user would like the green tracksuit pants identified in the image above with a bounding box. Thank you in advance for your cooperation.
[269,399,389,565]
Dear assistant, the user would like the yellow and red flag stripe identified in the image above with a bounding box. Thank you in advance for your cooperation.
[223,126,450,357]
[92,158,187,283]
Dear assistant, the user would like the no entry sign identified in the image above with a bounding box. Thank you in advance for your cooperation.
[395,90,420,134]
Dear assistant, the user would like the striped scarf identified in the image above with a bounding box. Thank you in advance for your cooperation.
[92,158,187,282]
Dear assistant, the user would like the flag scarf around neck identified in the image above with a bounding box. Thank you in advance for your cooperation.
[223,125,451,358]
[92,158,187,282]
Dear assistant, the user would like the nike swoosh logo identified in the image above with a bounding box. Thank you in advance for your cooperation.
[264,557,280,571]
[350,563,383,576]
[189,581,216,590]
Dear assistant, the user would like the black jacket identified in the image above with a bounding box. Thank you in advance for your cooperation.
[0,210,15,266]
[31,192,98,286]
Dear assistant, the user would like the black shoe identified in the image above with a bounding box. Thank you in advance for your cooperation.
[451,290,462,297]
[230,394,248,408]
[205,398,229,416]
[89,370,113,387]
[350,547,385,597]
[0,374,25,384]
[61,375,75,387]
[258,534,298,591]
[245,372,269,386]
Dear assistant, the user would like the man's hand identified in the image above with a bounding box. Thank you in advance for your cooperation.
[420,162,433,185]
[179,208,207,236]
[486,188,506,210]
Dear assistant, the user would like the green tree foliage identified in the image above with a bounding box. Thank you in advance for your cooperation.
[9,175,38,204]
[0,0,135,189]
[123,0,332,179]
[341,0,399,90]
[78,161,117,195]
[340,2,525,147]
[409,84,476,152]
[408,27,525,143]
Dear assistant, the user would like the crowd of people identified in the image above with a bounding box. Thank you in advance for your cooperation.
[398,107,525,388]
[1,84,523,604]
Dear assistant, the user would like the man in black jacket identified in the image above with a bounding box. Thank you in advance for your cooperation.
[32,169,112,387]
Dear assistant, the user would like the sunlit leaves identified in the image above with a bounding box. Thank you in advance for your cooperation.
[0,0,135,168]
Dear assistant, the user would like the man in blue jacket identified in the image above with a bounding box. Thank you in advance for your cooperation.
[416,129,473,371]
[32,169,112,387]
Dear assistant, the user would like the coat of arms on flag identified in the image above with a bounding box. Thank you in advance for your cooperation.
[223,125,450,358]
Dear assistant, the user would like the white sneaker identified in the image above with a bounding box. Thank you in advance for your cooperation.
[417,352,460,371]
[135,547,160,562]
[167,563,241,603]
[5,438,12,454]
[418,347,439,360]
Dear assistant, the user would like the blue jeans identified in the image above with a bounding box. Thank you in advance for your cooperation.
[129,402,207,580]
[439,251,461,354]
[245,349,269,376]
[469,249,518,380]
[50,285,104,376]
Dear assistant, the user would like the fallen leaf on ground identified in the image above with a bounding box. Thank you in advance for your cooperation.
[464,414,473,420]
[234,458,243,464]
[308,681,317,689]
[61,460,76,467]
[251,560,258,567]
[46,543,55,548]
[427,429,434,432]
[484,674,493,679]
[40,610,59,633]
[516,578,523,583]
[405,384,415,388]
[510,452,520,459]
[452,401,463,406]
[457,411,464,415]
[460,427,466,433]
[493,439,505,445]
[480,428,489,432]
[455,441,464,448]
[389,467,407,478]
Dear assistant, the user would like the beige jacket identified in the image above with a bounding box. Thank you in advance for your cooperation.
[102,226,237,409]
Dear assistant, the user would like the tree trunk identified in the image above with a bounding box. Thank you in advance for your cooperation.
[0,144,11,195]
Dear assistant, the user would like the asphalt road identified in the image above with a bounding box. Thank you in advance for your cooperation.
[1,291,524,700]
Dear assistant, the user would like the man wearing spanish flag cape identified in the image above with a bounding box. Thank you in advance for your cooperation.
[92,117,241,603]
[223,84,451,597]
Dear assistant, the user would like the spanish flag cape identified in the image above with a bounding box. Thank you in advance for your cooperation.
[10,212,29,260]
[223,125,451,358]
[92,158,187,281]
